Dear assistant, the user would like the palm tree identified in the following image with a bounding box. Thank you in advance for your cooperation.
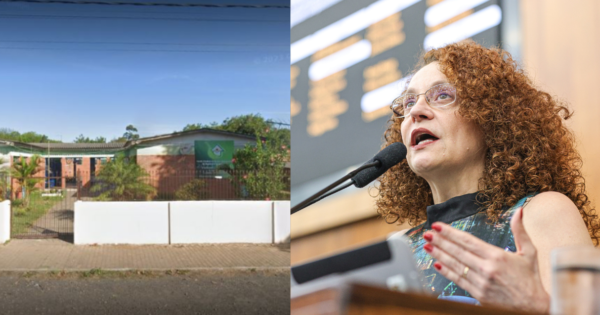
[11,155,43,206]
[91,156,156,201]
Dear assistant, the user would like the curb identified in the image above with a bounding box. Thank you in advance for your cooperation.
[0,266,290,273]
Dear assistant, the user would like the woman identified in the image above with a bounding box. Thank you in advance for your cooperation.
[377,41,598,313]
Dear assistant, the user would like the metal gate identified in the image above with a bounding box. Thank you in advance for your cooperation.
[10,176,77,239]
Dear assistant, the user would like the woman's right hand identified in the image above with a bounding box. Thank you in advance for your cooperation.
[423,206,550,313]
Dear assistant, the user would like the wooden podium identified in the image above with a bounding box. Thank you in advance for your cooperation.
[291,284,535,315]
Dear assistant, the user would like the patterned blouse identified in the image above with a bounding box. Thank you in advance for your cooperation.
[404,192,536,301]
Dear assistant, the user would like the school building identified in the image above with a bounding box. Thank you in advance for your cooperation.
[0,129,266,199]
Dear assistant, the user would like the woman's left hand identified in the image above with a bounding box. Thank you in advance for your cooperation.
[423,206,550,313]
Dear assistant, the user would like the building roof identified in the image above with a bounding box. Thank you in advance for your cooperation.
[129,128,259,145]
[0,140,126,155]
[26,143,126,150]
[1,129,264,155]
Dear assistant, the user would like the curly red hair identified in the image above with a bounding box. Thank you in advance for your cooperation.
[375,41,600,245]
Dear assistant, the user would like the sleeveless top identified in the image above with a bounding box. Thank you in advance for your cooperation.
[404,192,536,300]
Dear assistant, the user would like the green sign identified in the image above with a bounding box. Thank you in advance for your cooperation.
[194,140,234,170]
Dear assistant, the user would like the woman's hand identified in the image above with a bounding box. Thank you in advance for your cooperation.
[423,206,550,313]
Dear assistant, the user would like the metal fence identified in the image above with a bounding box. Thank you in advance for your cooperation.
[0,173,8,201]
[8,176,76,238]
[78,169,291,201]
[5,168,289,239]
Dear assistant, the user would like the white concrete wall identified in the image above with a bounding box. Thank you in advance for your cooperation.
[74,201,169,245]
[137,143,195,156]
[273,201,291,243]
[74,200,291,245]
[0,200,10,243]
[170,201,273,243]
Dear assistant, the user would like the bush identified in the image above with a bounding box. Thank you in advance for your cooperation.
[91,156,156,201]
[11,199,24,208]
[233,135,288,200]
[174,179,209,200]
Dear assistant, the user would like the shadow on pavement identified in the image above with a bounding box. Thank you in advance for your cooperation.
[58,234,74,244]
[275,242,290,253]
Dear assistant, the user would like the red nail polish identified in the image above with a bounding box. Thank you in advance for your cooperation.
[423,244,433,253]
[423,233,433,242]
[434,262,442,271]
[432,224,442,232]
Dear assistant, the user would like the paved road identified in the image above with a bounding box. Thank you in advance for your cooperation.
[0,270,290,315]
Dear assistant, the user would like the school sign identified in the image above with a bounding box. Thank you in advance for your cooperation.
[194,140,234,170]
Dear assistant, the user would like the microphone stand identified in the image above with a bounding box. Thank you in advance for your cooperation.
[302,181,353,209]
[291,161,379,215]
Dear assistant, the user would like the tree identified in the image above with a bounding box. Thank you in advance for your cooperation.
[109,125,139,143]
[91,156,156,201]
[74,134,107,143]
[182,114,291,149]
[183,114,268,136]
[232,135,288,200]
[10,155,43,206]
[182,122,219,131]
[268,127,290,150]
[0,128,61,143]
[219,114,272,137]
[0,157,8,201]
[109,136,127,143]
[123,125,139,141]
[182,123,202,131]
[0,128,20,141]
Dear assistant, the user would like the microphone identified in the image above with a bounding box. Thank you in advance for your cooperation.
[351,142,407,188]
[291,142,407,214]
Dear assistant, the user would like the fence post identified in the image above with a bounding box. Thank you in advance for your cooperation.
[9,178,13,240]
[0,200,10,243]
[271,201,275,244]
[168,202,171,245]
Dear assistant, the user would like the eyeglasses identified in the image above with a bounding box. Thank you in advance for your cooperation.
[391,83,457,118]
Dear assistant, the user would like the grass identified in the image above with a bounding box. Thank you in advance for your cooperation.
[11,190,64,235]
[81,268,106,278]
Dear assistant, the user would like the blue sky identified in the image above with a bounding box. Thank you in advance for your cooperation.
[0,0,290,142]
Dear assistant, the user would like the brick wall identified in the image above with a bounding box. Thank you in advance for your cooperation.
[137,155,195,175]
[59,157,94,189]
[137,155,195,197]
[77,157,91,187]
[203,178,238,200]
[136,155,239,199]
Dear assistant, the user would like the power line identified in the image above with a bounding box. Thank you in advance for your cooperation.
[0,7,273,15]
[0,7,271,15]
[0,0,290,8]
[0,39,289,47]
[266,120,291,127]
[0,13,288,22]
[0,46,288,53]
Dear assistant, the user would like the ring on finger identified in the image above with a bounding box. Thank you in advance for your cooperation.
[462,266,469,279]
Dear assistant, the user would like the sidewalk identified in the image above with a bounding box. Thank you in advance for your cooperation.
[0,239,290,271]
